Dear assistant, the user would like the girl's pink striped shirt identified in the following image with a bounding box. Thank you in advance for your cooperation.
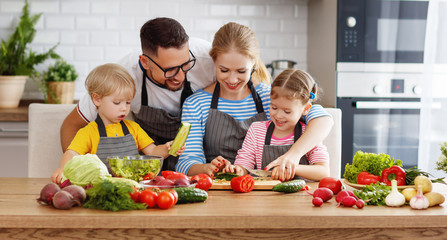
[234,121,329,170]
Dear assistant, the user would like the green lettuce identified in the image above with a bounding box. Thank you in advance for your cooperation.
[62,154,111,186]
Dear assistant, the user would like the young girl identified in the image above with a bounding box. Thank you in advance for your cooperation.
[51,63,185,184]
[225,69,330,181]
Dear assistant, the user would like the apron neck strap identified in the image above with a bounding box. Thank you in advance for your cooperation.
[139,60,193,107]
[95,115,130,137]
[210,79,264,113]
[264,121,302,145]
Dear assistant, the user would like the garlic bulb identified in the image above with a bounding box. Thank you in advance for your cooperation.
[385,179,406,207]
[409,184,430,210]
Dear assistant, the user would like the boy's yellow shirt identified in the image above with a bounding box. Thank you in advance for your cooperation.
[68,120,154,155]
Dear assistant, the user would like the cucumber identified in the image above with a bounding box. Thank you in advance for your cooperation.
[168,122,191,157]
[272,179,305,193]
[215,172,240,181]
[174,187,208,204]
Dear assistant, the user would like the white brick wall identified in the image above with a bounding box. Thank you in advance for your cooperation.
[0,0,309,100]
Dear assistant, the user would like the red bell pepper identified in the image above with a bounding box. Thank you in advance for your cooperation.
[356,171,380,185]
[381,165,406,186]
[231,175,255,193]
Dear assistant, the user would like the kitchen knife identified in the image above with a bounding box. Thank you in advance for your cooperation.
[247,169,272,177]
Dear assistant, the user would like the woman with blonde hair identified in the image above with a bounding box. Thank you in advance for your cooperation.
[177,22,332,181]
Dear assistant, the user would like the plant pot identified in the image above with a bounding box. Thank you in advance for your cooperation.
[0,75,28,108]
[47,81,75,104]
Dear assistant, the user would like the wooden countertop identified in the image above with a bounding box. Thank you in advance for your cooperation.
[0,100,44,122]
[1,178,446,239]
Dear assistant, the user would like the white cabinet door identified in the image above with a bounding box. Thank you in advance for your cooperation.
[0,122,28,177]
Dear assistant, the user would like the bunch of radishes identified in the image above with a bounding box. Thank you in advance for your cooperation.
[307,177,364,209]
[37,182,86,210]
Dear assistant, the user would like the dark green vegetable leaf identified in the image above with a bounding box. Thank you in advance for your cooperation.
[84,179,146,211]
[354,183,391,206]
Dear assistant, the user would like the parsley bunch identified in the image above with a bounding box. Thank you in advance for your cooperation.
[344,151,403,183]
[354,183,391,206]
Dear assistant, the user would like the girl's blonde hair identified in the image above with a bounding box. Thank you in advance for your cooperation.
[85,63,136,100]
[209,22,271,85]
[271,69,319,104]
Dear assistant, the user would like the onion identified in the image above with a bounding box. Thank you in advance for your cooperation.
[62,185,87,205]
[52,190,80,210]
[36,183,61,205]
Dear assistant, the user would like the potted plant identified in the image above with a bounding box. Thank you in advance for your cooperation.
[0,0,59,108]
[39,60,78,104]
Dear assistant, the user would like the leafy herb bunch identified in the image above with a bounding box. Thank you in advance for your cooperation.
[0,0,59,77]
[435,142,447,175]
[42,60,78,82]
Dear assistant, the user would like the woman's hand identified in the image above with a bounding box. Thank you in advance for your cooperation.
[202,156,229,177]
[265,153,299,181]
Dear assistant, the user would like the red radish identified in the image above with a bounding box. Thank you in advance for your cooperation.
[312,197,324,207]
[36,183,61,205]
[356,199,365,209]
[338,196,357,207]
[306,187,333,202]
[52,190,80,210]
[335,190,355,203]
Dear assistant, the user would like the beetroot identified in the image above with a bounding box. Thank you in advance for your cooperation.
[306,187,333,202]
[62,185,86,205]
[52,190,80,210]
[37,183,61,205]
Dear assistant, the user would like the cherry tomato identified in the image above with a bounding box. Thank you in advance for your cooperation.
[157,191,175,209]
[318,177,342,195]
[142,172,156,180]
[139,189,158,208]
[167,189,178,205]
[129,187,141,203]
[191,173,213,191]
[300,185,311,191]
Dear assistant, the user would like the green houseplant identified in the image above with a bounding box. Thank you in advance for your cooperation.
[40,60,78,104]
[0,0,59,108]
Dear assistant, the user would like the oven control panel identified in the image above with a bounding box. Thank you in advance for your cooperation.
[337,72,422,98]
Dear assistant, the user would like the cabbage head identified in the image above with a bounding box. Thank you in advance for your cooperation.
[62,154,111,186]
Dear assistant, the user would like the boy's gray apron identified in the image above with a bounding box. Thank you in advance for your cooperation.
[261,121,310,181]
[95,115,139,174]
[133,61,194,171]
[203,81,267,163]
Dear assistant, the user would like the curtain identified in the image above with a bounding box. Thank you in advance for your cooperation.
[418,0,447,177]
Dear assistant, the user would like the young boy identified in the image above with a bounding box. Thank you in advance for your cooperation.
[51,63,184,184]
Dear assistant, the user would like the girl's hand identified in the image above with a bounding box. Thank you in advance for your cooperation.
[265,154,299,181]
[51,168,64,185]
[233,165,247,176]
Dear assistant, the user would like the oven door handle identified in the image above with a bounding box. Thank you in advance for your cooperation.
[355,101,422,109]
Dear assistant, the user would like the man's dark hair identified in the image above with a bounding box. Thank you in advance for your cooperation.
[140,18,189,56]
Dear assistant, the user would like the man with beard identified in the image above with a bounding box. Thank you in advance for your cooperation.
[60,18,215,171]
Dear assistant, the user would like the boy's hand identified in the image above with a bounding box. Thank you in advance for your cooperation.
[51,168,64,185]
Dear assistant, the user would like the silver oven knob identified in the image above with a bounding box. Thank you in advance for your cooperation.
[373,85,384,95]
[413,85,422,95]
[346,16,357,28]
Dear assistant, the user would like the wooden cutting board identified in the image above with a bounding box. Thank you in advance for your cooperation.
[210,179,281,190]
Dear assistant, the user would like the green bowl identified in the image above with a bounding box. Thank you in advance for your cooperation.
[107,155,162,182]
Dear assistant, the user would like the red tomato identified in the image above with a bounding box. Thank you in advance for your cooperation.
[142,172,156,180]
[230,175,255,193]
[318,177,342,195]
[191,173,213,191]
[161,171,176,178]
[129,187,141,203]
[167,189,178,205]
[164,172,189,182]
[139,189,158,208]
[157,191,175,209]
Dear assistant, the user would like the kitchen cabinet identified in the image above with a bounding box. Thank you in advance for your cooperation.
[0,122,28,177]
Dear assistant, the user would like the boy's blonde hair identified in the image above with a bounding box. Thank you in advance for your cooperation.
[85,63,135,99]
[271,69,319,104]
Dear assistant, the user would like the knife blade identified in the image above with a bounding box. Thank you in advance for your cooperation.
[247,169,272,177]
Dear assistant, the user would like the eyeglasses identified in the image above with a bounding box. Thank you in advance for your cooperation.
[142,50,196,78]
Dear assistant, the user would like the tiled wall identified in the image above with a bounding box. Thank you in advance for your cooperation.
[0,0,308,100]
